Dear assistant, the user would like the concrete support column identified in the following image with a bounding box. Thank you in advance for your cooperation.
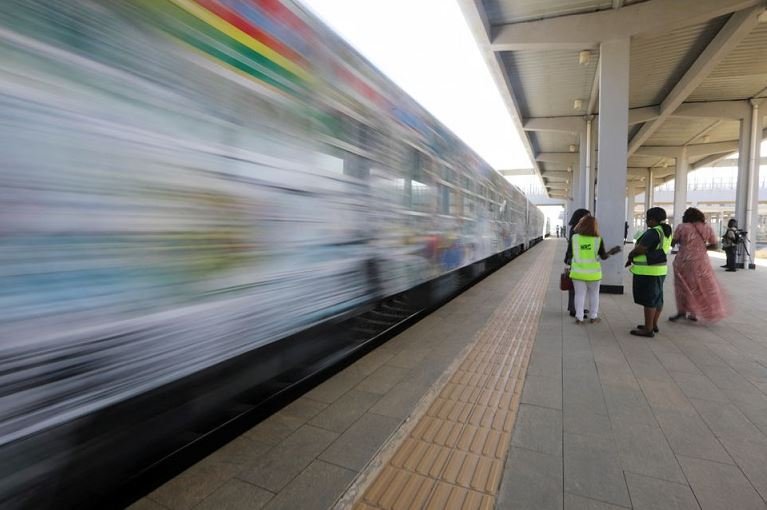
[590,120,598,211]
[746,101,763,268]
[673,147,689,225]
[572,146,583,211]
[735,111,752,228]
[595,37,630,292]
[577,118,593,211]
[645,168,655,211]
[626,187,636,240]
[735,103,763,269]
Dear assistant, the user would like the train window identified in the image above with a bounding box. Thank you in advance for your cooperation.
[314,151,345,175]
[449,188,461,216]
[463,193,474,217]
[342,114,363,146]
[343,152,370,179]
[412,179,433,211]
[439,184,450,215]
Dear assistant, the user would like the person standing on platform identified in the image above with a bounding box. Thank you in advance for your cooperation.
[669,208,728,323]
[564,208,592,317]
[721,219,739,272]
[626,207,672,337]
[569,216,622,324]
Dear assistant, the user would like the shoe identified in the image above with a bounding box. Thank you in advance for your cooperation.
[720,264,728,268]
[637,325,660,333]
[575,319,584,325]
[687,314,698,322]
[630,328,655,338]
[725,269,736,272]
[669,313,685,322]
[569,311,576,317]
[590,318,601,324]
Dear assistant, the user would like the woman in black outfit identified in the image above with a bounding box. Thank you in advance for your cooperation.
[564,208,592,317]
[722,219,739,272]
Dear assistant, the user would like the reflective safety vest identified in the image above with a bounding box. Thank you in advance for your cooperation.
[630,225,672,276]
[569,234,602,281]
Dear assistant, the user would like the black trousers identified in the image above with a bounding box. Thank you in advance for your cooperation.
[724,246,737,270]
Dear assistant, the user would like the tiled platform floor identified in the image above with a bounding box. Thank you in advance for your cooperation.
[128,239,767,510]
[497,241,767,510]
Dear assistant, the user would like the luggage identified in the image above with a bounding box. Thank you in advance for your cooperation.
[560,270,573,291]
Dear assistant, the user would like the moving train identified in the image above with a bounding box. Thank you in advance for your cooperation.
[0,1,544,507]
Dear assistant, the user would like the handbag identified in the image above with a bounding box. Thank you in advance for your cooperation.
[560,269,573,291]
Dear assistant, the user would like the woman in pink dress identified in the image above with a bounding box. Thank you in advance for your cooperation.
[669,207,728,323]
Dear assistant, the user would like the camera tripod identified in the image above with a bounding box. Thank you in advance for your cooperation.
[737,231,755,269]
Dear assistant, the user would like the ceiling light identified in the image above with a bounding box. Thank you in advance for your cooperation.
[579,50,592,65]
[567,166,572,173]
[573,99,584,110]
[569,144,577,152]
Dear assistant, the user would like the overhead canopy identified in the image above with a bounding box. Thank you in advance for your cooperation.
[458,0,767,199]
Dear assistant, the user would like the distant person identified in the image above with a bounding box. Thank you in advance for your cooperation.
[669,208,727,323]
[564,208,592,317]
[556,226,560,238]
[721,219,739,272]
[624,221,629,242]
[626,207,672,337]
[569,215,621,324]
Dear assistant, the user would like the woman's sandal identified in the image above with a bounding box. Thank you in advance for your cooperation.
[637,325,659,333]
[630,328,655,338]
[669,313,685,322]
[590,318,601,324]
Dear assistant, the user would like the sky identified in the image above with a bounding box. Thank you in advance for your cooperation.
[298,0,532,170]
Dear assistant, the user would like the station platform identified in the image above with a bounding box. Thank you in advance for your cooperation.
[129,239,767,510]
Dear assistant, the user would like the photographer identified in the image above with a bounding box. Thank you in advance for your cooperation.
[722,219,739,272]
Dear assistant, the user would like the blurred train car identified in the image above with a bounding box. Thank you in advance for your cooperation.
[0,1,544,507]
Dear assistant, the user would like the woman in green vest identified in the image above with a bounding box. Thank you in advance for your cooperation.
[625,207,673,337]
[569,216,622,324]
[564,208,592,317]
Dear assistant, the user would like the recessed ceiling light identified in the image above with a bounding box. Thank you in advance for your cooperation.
[579,50,592,65]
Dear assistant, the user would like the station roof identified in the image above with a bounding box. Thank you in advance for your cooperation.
[459,0,767,199]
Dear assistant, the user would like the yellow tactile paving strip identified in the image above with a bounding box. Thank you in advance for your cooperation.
[353,242,555,510]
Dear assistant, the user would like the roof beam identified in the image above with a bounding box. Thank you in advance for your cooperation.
[535,152,579,164]
[525,100,750,132]
[490,0,762,51]
[523,116,584,133]
[542,174,571,182]
[691,152,734,169]
[627,6,764,155]
[673,100,751,119]
[687,140,740,157]
[629,106,661,125]
[634,141,741,158]
[633,146,683,158]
